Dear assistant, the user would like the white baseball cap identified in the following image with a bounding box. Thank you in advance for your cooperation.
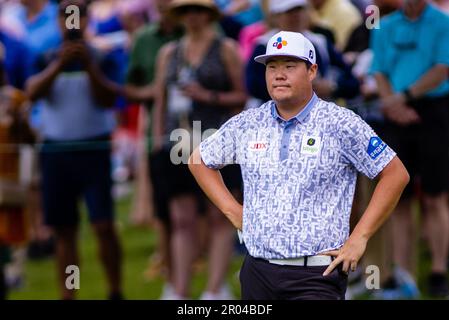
[269,0,308,14]
[254,31,316,65]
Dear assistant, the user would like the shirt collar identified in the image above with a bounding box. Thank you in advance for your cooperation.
[271,92,319,124]
[399,3,431,22]
[20,2,55,28]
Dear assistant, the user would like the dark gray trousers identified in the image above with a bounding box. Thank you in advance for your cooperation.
[240,254,347,300]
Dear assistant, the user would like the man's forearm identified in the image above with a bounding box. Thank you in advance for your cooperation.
[351,156,409,241]
[124,84,155,104]
[188,148,242,229]
[86,62,121,107]
[374,73,394,98]
[25,61,62,101]
[409,64,448,98]
[151,92,166,150]
[375,64,448,101]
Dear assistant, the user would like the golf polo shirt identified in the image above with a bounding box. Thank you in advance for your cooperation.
[200,94,396,259]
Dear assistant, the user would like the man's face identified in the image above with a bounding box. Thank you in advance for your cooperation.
[266,58,317,105]
[277,6,308,32]
[179,6,213,29]
[402,0,427,16]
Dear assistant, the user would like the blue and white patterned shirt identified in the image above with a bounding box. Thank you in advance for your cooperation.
[200,94,396,259]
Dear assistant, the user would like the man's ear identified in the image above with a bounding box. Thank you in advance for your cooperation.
[308,64,318,82]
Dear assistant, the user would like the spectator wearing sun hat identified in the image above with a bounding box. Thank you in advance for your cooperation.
[151,0,247,299]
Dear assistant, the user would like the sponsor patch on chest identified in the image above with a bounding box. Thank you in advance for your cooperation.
[248,141,269,152]
[301,135,321,155]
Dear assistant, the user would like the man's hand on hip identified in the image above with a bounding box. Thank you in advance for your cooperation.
[321,235,368,276]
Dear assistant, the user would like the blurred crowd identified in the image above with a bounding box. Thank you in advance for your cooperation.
[1,0,449,300]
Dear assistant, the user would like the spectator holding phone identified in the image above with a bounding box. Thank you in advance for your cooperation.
[25,0,124,300]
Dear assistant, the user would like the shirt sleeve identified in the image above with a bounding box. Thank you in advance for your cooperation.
[99,49,126,84]
[434,20,449,66]
[369,26,387,76]
[28,51,51,77]
[338,110,396,179]
[126,32,146,85]
[199,114,241,169]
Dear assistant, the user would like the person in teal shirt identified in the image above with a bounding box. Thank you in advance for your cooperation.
[371,1,449,97]
[371,0,449,298]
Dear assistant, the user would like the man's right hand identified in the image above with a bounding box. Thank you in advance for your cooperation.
[57,41,86,68]
[380,93,421,126]
[381,103,421,126]
[124,85,155,103]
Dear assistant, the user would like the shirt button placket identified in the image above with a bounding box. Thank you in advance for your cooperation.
[280,122,294,161]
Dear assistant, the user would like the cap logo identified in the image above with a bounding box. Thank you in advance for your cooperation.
[309,50,314,60]
[272,37,288,50]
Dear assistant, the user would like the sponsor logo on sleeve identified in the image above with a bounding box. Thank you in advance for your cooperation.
[367,137,386,159]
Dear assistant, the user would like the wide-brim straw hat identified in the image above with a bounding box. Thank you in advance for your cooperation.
[168,0,221,21]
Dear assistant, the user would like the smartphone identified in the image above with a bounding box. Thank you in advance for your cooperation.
[66,29,83,41]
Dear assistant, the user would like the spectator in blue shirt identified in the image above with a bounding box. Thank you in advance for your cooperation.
[371,0,449,298]
[25,0,123,300]
[16,0,61,61]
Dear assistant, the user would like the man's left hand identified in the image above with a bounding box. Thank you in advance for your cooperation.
[381,92,406,110]
[382,103,421,126]
[321,235,368,276]
[69,41,91,67]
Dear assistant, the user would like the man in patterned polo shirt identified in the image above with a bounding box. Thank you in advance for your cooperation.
[188,31,409,300]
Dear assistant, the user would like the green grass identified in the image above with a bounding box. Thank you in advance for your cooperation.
[6,192,446,300]
[8,193,244,300]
